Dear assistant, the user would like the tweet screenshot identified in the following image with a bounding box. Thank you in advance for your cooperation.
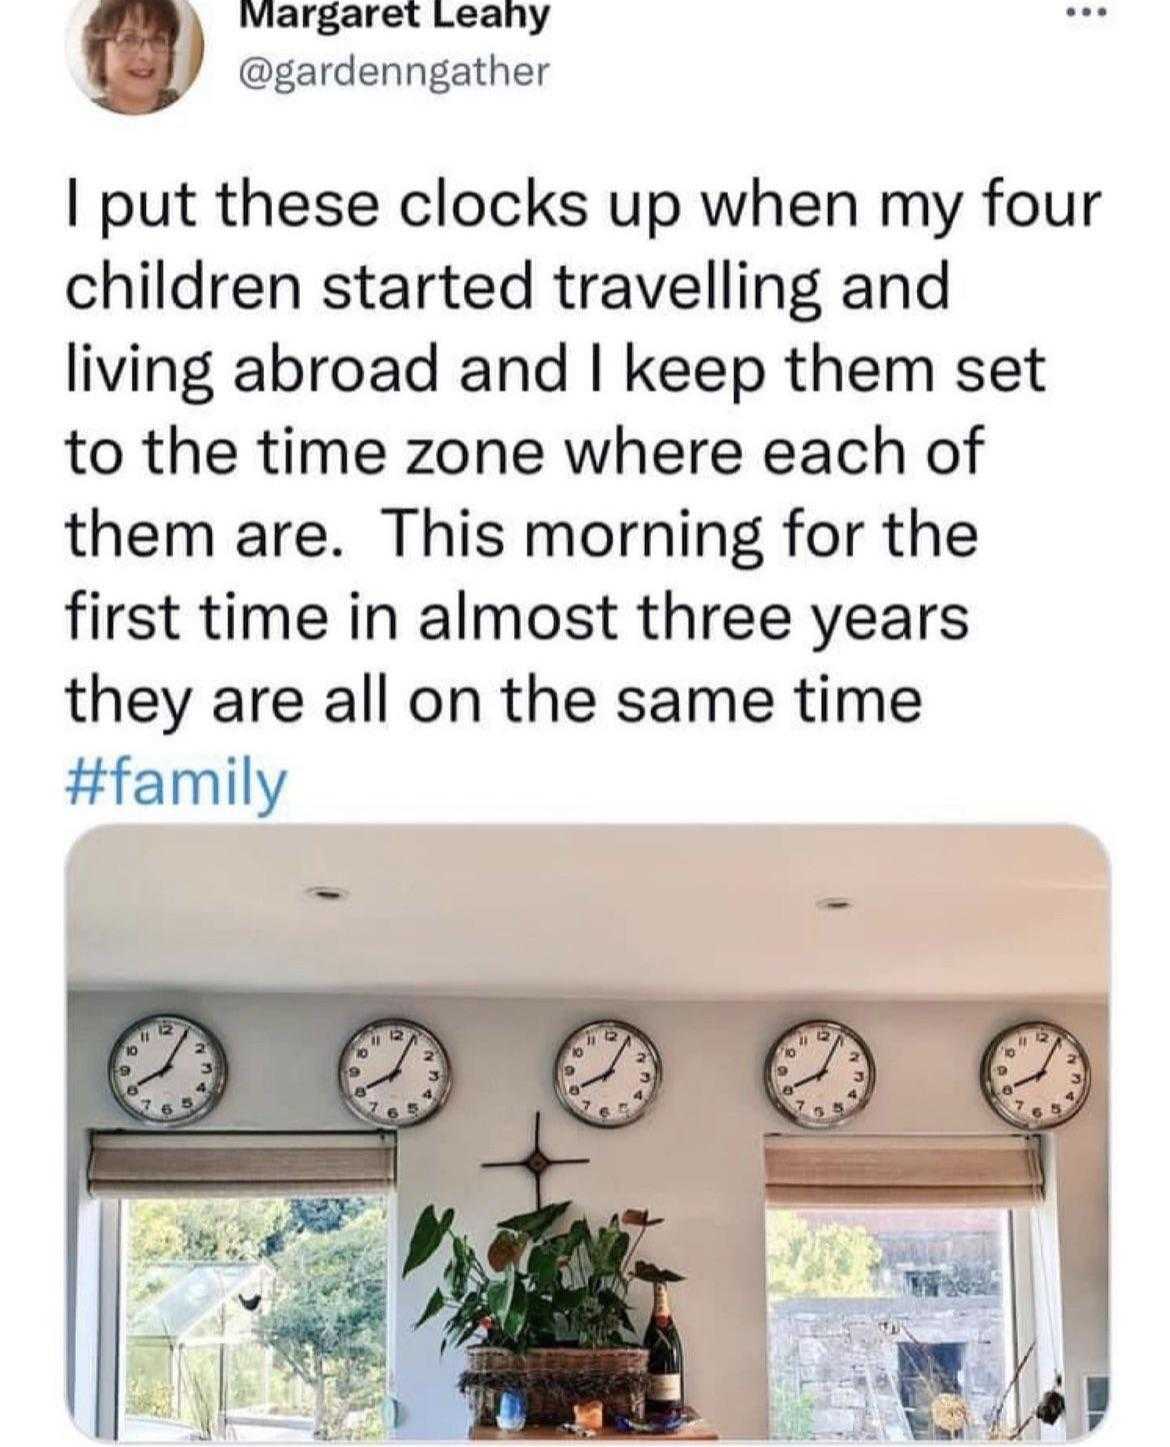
[7,2,1166,1444]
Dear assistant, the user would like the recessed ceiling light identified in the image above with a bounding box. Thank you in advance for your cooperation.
[816,896,853,912]
[304,885,349,903]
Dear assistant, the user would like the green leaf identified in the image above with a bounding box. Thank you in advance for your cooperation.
[596,1288,635,1332]
[503,1280,529,1344]
[496,1200,571,1241]
[586,1223,627,1280]
[446,1234,475,1298]
[403,1206,450,1277]
[527,1244,562,1287]
[487,1264,517,1321]
[447,1290,483,1332]
[413,1287,446,1330]
[605,1228,631,1274]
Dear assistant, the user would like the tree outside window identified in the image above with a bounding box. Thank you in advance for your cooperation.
[122,1195,390,1442]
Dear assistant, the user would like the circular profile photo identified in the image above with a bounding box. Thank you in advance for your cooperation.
[67,1,204,115]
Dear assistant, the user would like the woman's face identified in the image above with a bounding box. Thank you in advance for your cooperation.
[104,7,172,113]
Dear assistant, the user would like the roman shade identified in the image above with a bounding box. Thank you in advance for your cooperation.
[88,1131,395,1200]
[765,1133,1044,1208]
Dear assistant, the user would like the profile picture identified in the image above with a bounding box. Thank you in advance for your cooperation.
[67,0,204,115]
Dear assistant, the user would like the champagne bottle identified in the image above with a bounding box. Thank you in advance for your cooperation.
[643,1282,684,1415]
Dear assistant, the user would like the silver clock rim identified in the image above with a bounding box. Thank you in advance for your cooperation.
[764,1019,877,1130]
[979,1020,1091,1130]
[107,1013,228,1128]
[337,1017,453,1127]
[552,1018,663,1129]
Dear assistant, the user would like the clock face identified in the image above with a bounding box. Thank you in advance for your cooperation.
[338,1019,452,1127]
[765,1020,875,1129]
[108,1014,227,1126]
[981,1021,1091,1129]
[553,1020,662,1128]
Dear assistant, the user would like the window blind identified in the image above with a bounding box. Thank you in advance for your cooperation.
[764,1133,1043,1208]
[88,1131,396,1199]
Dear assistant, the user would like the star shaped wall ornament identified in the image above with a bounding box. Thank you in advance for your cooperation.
[480,1110,591,1209]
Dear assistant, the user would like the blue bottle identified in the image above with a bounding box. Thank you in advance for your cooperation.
[496,1389,527,1432]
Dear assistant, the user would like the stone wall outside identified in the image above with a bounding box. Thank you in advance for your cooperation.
[769,1295,1005,1441]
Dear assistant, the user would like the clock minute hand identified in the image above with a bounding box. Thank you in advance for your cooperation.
[136,1028,189,1087]
[792,1035,845,1090]
[367,1033,419,1090]
[607,1036,632,1074]
[1037,1037,1063,1076]
[575,1035,635,1091]
[1014,1038,1065,1090]
[160,1027,190,1073]
[581,1036,633,1089]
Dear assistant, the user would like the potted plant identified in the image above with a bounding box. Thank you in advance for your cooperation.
[403,1201,681,1425]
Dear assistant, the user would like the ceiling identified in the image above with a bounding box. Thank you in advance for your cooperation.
[67,825,1108,1001]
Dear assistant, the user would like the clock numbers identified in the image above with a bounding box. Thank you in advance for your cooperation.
[338,1019,451,1127]
[554,1020,662,1128]
[980,1021,1091,1129]
[108,1015,227,1126]
[765,1020,875,1129]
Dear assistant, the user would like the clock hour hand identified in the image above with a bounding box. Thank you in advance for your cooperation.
[791,1035,844,1090]
[364,1033,418,1090]
[136,1028,189,1087]
[1013,1038,1064,1090]
[578,1035,632,1089]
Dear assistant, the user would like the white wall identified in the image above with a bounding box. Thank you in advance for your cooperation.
[67,990,1108,1439]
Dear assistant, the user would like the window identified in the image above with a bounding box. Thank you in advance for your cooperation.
[1084,1375,1108,1432]
[119,1194,392,1442]
[766,1206,1021,1442]
[88,1131,397,1442]
[896,1339,965,1439]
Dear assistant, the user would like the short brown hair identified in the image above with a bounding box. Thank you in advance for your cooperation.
[83,1,181,90]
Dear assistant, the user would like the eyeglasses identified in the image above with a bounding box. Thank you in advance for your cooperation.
[106,32,172,54]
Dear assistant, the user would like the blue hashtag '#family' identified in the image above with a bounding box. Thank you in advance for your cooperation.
[64,755,288,819]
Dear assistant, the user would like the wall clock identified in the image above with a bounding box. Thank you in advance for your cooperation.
[980,1021,1091,1128]
[765,1019,876,1129]
[553,1019,663,1128]
[108,1014,227,1126]
[338,1018,452,1126]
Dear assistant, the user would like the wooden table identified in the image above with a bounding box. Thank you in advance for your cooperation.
[470,1420,718,1441]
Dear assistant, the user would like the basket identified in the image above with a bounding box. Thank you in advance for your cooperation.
[463,1345,525,1428]
[462,1345,650,1427]
[523,1346,649,1425]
